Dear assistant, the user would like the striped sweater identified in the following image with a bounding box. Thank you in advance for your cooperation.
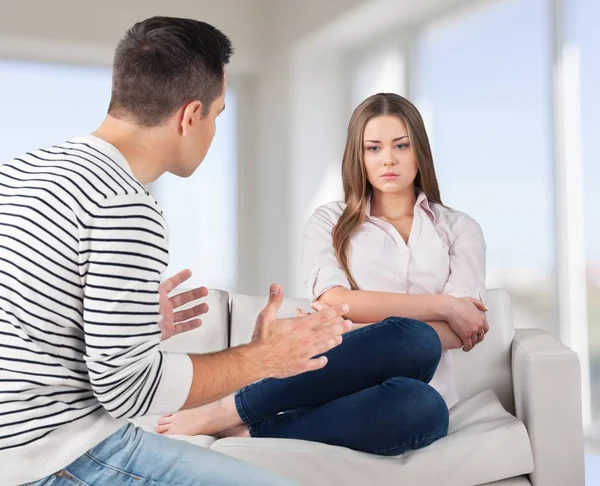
[0,135,193,485]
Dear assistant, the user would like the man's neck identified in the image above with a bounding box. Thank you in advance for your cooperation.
[92,115,172,185]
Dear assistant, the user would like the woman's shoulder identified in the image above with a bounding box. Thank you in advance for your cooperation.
[430,201,483,236]
[307,200,346,227]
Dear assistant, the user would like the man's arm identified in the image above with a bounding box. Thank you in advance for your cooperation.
[158,271,266,410]
[81,194,193,418]
[181,285,352,410]
[182,345,265,409]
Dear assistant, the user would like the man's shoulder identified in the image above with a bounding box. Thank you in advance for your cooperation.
[55,137,147,199]
[1,140,162,223]
[2,140,139,196]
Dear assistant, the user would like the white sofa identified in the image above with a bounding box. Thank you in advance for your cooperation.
[132,289,585,486]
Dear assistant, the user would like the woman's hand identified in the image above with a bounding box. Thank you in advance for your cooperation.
[295,300,333,318]
[445,297,489,352]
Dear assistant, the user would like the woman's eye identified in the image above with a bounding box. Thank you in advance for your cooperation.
[396,143,409,150]
[366,146,379,152]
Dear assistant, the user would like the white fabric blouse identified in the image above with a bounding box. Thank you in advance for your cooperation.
[302,191,486,408]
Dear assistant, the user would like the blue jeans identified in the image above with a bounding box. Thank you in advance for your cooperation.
[26,423,296,485]
[235,317,449,456]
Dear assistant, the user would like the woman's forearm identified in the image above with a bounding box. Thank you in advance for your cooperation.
[425,321,463,350]
[347,320,461,351]
[319,286,454,324]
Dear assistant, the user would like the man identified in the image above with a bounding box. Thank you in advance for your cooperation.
[0,17,350,485]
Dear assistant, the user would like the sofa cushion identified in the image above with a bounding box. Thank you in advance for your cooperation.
[482,477,531,486]
[230,289,516,413]
[160,288,230,355]
[211,389,533,486]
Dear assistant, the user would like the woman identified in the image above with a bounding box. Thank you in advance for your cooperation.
[156,93,488,456]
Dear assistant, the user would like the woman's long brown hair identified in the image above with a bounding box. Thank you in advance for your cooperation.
[332,93,443,289]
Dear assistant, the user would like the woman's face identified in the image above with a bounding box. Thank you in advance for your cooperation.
[362,115,418,195]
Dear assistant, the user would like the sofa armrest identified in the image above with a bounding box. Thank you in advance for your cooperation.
[512,329,585,486]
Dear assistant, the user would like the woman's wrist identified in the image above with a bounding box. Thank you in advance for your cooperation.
[435,294,456,322]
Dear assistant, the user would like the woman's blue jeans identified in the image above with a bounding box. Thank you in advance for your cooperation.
[235,317,449,456]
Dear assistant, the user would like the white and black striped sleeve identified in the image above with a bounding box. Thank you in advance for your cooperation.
[79,193,192,418]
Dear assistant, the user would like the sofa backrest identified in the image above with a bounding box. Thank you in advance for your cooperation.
[449,289,515,413]
[229,289,516,413]
[229,294,314,347]
[160,289,230,354]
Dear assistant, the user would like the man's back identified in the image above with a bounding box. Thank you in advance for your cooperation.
[0,135,191,483]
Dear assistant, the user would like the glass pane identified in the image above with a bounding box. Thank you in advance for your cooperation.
[577,0,600,422]
[414,0,556,330]
[0,59,111,162]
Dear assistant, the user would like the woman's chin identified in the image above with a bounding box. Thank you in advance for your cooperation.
[373,182,411,194]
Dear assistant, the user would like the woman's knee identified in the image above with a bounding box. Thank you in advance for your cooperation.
[418,384,449,440]
[383,317,442,374]
[384,378,449,443]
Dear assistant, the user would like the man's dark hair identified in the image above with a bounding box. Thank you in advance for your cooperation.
[108,16,233,127]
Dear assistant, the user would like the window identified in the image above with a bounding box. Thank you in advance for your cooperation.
[0,59,111,162]
[413,0,557,332]
[576,0,600,424]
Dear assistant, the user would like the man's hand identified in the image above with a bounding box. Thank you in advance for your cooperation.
[159,269,209,341]
[446,297,489,352]
[251,284,353,379]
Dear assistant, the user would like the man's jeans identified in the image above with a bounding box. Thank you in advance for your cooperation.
[26,423,296,485]
[235,317,450,456]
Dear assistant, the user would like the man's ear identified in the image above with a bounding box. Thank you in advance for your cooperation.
[180,100,203,135]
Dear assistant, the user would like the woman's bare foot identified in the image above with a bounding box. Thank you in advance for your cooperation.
[155,392,243,436]
[216,424,250,438]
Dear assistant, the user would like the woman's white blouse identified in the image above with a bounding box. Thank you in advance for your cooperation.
[302,192,486,409]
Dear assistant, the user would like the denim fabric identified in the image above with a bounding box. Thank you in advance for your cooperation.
[235,317,449,456]
[25,423,297,486]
